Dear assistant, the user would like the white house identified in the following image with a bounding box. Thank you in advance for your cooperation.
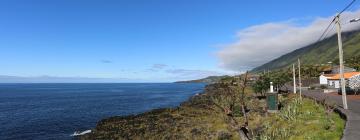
[327,72,360,89]
[319,74,336,85]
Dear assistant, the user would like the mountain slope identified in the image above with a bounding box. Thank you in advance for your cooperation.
[175,75,230,84]
[252,30,360,72]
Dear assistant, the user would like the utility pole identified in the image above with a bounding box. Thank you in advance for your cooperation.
[298,58,302,99]
[293,64,296,94]
[335,15,348,109]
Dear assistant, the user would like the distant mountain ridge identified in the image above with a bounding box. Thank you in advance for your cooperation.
[252,30,360,72]
[175,75,230,84]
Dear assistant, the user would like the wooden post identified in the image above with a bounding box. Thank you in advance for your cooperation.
[293,64,297,94]
[298,58,302,99]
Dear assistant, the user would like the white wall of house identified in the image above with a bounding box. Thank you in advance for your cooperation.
[328,79,355,89]
[319,75,328,85]
[334,81,340,88]
[328,80,340,88]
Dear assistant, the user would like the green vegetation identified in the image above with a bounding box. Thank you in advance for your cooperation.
[343,56,360,71]
[81,74,253,140]
[252,30,360,72]
[257,94,345,140]
[81,75,345,140]
[252,70,291,96]
[81,81,250,140]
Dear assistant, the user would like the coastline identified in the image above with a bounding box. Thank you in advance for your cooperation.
[80,83,245,139]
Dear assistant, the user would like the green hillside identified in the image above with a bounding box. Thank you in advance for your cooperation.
[175,75,230,84]
[252,30,360,72]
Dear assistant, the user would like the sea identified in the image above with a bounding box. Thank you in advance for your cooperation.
[0,83,206,140]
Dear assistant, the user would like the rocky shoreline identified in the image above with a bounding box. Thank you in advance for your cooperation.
[80,83,262,139]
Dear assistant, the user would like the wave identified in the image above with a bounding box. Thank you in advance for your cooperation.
[70,130,92,137]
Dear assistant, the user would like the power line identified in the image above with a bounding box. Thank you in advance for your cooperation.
[339,0,358,26]
[322,22,336,40]
[339,0,357,15]
[316,18,336,43]
[316,0,357,42]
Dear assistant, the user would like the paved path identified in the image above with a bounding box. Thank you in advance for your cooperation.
[302,90,360,140]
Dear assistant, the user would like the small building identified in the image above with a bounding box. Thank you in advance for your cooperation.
[319,74,336,85]
[327,72,360,89]
[248,74,259,81]
[321,65,356,74]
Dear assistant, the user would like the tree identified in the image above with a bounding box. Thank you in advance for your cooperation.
[211,72,250,116]
[271,70,291,91]
[237,72,250,125]
[252,70,291,95]
[211,72,253,139]
[252,74,270,96]
[345,56,360,71]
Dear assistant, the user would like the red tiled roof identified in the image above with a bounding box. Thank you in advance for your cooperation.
[328,72,360,80]
[322,74,336,77]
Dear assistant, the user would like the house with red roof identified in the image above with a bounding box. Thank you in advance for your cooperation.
[327,72,360,89]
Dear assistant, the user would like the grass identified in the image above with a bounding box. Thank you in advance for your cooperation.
[257,94,345,140]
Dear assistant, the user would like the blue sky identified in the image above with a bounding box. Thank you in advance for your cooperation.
[0,0,359,82]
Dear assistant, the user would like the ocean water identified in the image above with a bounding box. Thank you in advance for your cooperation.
[0,83,206,140]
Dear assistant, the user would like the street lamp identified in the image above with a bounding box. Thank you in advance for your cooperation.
[350,18,360,23]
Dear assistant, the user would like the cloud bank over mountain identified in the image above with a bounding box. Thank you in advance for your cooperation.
[217,9,360,71]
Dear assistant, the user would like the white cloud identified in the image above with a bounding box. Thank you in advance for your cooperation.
[145,64,169,72]
[152,64,168,69]
[100,60,112,63]
[217,10,360,71]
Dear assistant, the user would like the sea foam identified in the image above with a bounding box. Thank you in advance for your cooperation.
[71,130,92,136]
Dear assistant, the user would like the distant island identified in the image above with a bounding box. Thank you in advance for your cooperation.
[175,75,231,84]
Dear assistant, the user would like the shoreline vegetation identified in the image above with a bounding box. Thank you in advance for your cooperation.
[80,75,345,140]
